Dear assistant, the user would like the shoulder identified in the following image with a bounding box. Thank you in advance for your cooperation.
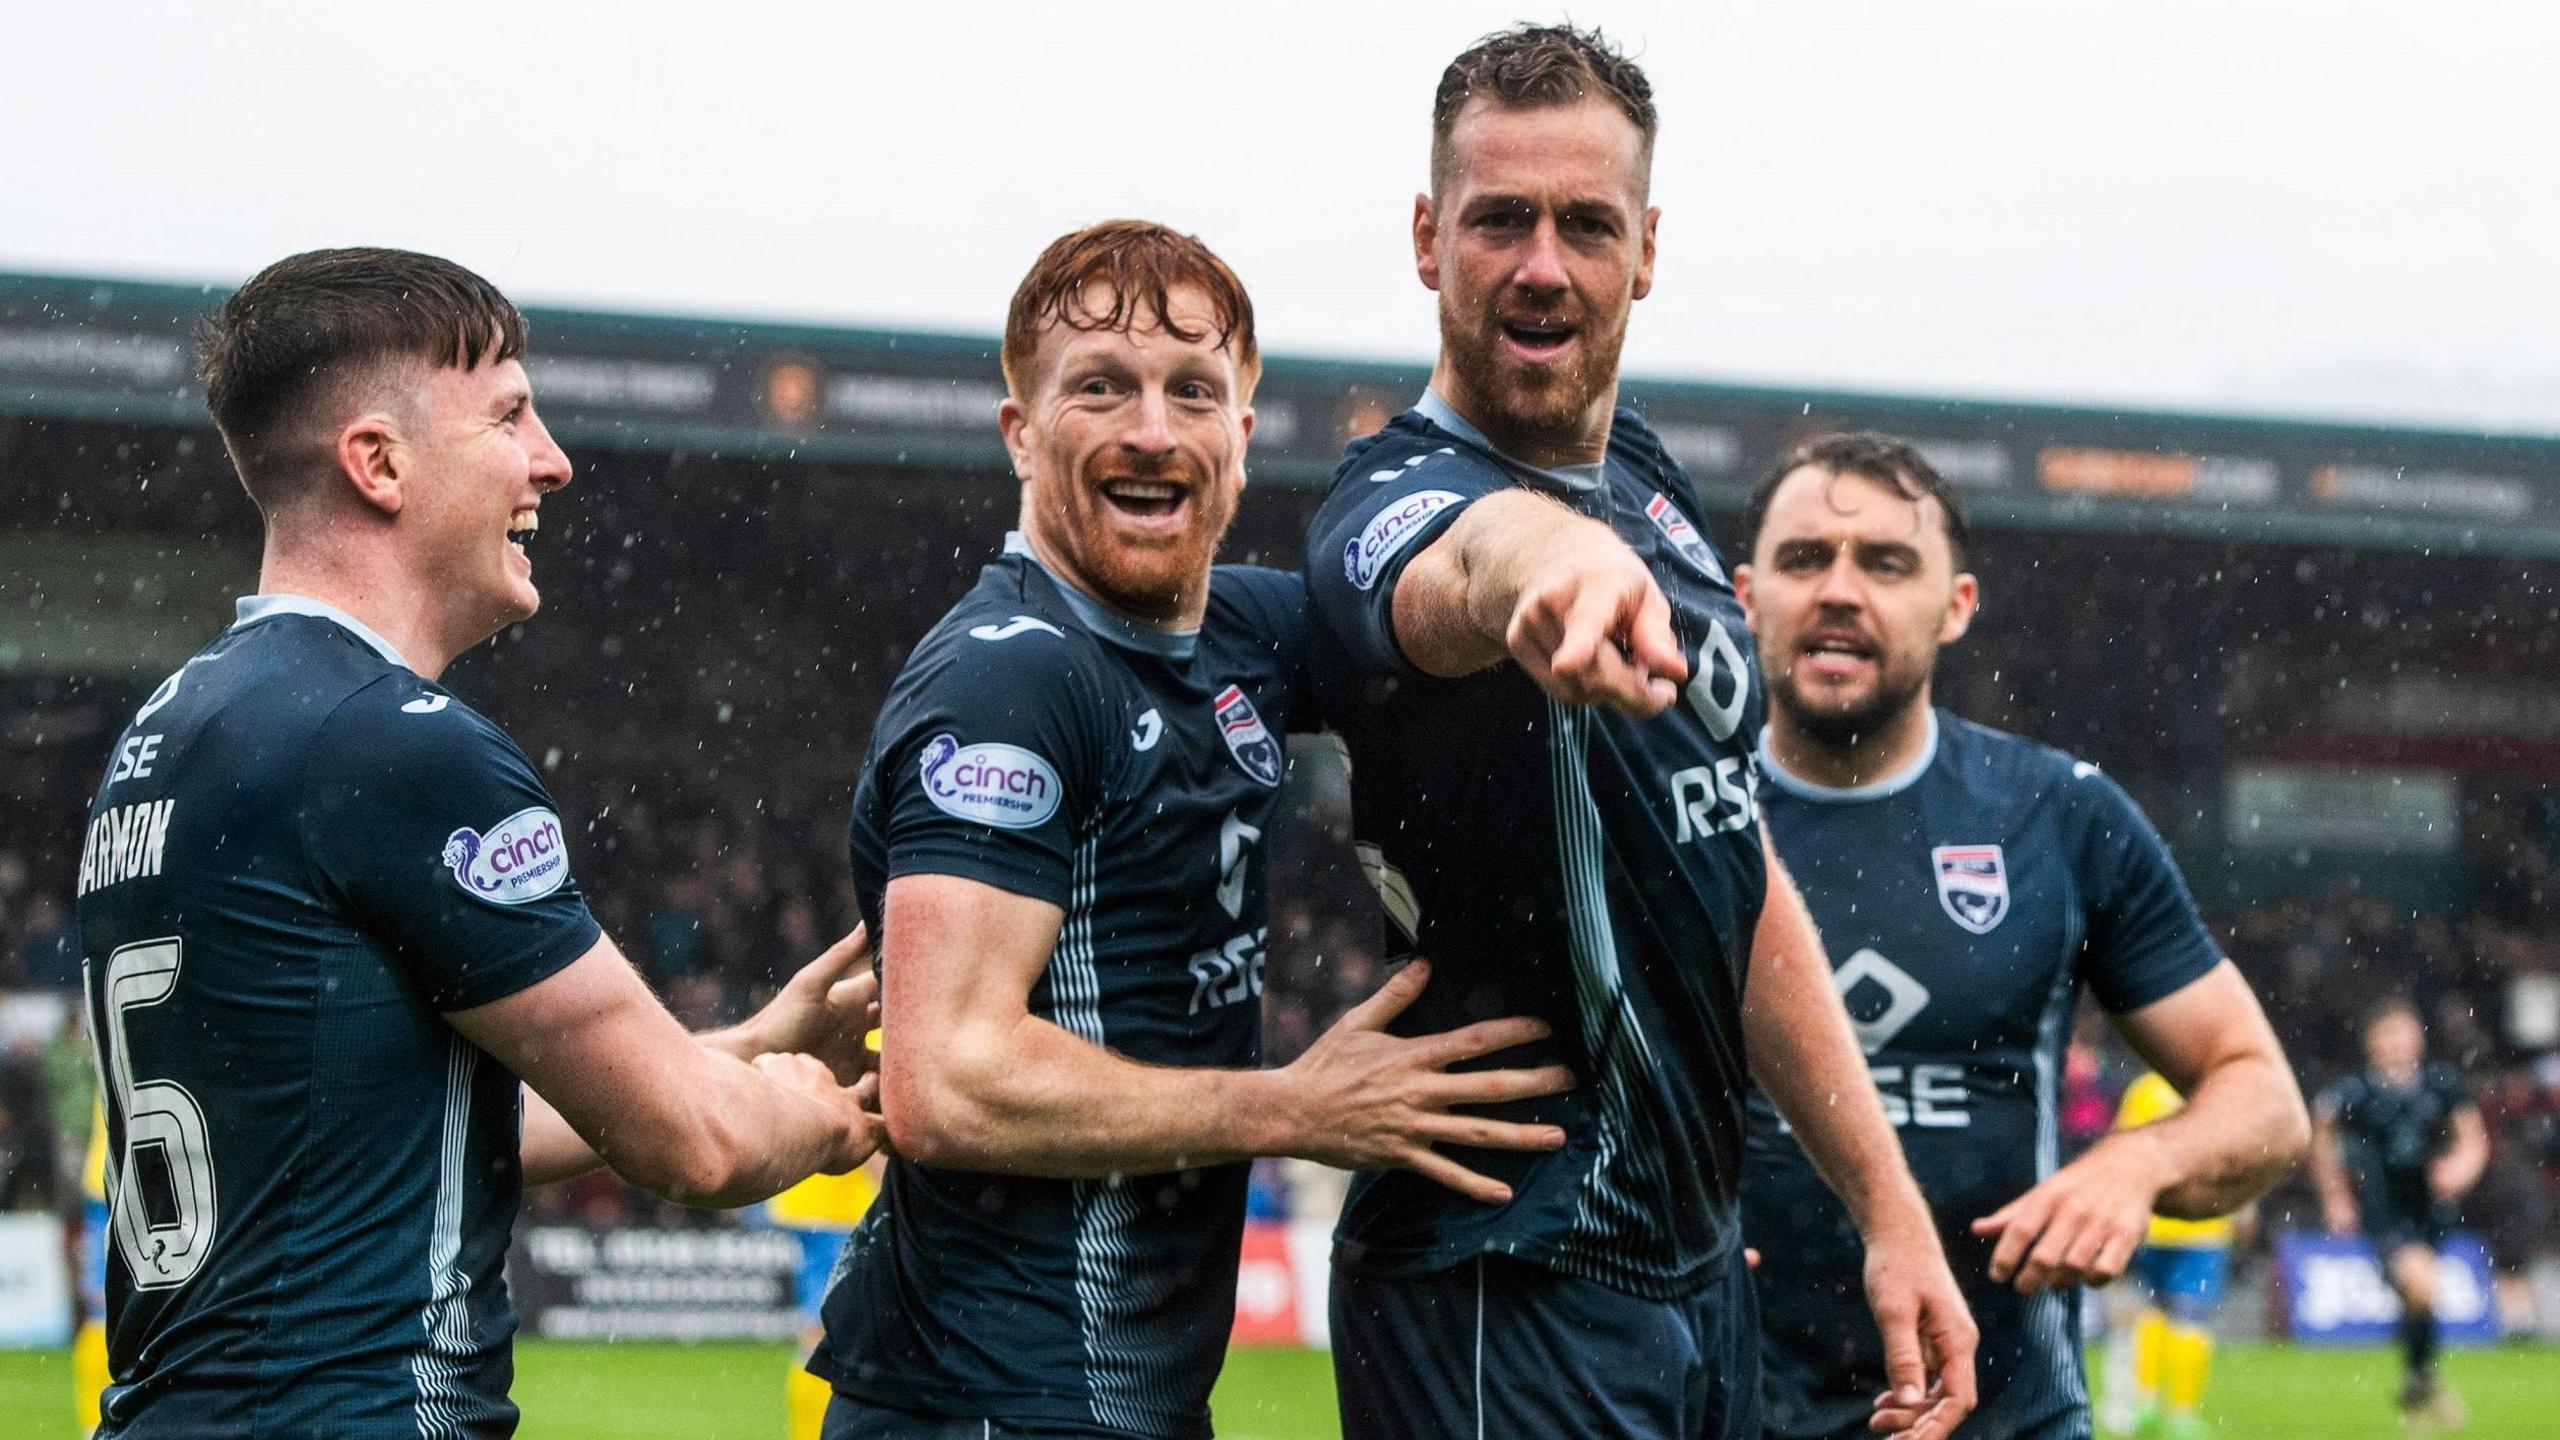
[1332,412,1506,494]
[1209,564,1307,636]
[2319,1074,2370,1115]
[897,583,1104,702]
[310,669,527,777]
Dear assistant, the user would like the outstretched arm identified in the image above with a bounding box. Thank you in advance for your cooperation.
[516,930,882,1184]
[1392,489,1686,714]
[1744,838,1976,1440]
[878,872,1574,1201]
[452,933,880,1207]
[1972,963,2308,1293]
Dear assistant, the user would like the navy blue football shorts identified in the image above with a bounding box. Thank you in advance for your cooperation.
[1331,1253,1761,1440]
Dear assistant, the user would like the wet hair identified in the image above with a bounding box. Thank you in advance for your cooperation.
[1431,23,1658,196]
[1742,430,1974,567]
[198,247,525,507]
[1000,220,1259,401]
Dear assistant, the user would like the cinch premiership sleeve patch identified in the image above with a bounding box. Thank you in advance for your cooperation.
[303,679,601,1011]
[1305,440,1508,678]
[2068,763,2224,1013]
[876,632,1102,910]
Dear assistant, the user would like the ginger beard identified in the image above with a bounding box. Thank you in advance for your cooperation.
[1434,260,1630,443]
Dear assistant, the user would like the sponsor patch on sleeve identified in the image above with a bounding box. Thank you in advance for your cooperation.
[442,807,573,906]
[917,734,1063,829]
[1344,489,1462,591]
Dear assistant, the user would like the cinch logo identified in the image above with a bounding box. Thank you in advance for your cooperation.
[1344,489,1461,590]
[919,734,1062,829]
[443,807,572,906]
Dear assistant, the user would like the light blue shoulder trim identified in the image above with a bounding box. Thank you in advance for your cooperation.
[233,593,411,670]
[1755,709,1941,802]
[1415,390,1606,494]
[999,531,1198,662]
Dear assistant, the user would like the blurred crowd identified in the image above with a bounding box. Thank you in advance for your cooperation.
[5,756,2559,1267]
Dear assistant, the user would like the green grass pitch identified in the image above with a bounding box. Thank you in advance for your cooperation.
[3,1340,2552,1438]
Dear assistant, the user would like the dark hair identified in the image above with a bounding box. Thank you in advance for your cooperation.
[1001,220,1258,401]
[2365,995,2422,1032]
[1432,24,1657,195]
[1742,431,1973,567]
[198,246,526,502]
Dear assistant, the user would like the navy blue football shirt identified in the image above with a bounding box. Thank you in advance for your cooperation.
[1743,711,2223,1439]
[73,596,602,1438]
[2318,1063,2472,1224]
[1303,394,1769,1300]
[821,535,1311,1440]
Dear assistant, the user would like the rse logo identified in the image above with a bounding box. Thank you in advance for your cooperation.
[1187,928,1267,1015]
[1670,619,1757,842]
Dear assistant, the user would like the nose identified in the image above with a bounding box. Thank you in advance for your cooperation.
[1811,552,1865,610]
[1119,387,1178,461]
[1513,217,1570,296]
[527,412,574,491]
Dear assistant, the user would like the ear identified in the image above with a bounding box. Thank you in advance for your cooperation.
[334,411,405,516]
[1732,562,1756,626]
[997,395,1034,484]
[1232,406,1256,493]
[1413,193,1441,291]
[1940,571,1980,645]
[1632,204,1661,301]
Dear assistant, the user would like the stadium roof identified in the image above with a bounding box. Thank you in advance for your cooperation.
[6,269,2559,557]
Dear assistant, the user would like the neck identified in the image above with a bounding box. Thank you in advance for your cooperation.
[259,532,467,680]
[1426,359,1614,470]
[1765,693,1935,790]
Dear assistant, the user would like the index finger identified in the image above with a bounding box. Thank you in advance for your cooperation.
[1625,576,1688,688]
[1414,1014,1552,1066]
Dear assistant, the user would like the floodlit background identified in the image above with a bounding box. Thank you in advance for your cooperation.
[2,5,2558,1437]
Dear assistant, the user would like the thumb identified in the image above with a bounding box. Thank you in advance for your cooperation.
[808,924,871,984]
[1876,1299,1927,1407]
[1343,958,1432,1031]
[1970,1205,2015,1237]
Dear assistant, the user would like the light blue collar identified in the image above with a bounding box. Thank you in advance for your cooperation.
[1756,709,1941,802]
[1001,532,1198,662]
[234,593,411,670]
[1415,389,1606,495]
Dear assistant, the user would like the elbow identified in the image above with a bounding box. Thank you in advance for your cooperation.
[880,1055,996,1171]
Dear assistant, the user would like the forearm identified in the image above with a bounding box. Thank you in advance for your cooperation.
[2137,1050,2312,1219]
[1745,853,1934,1242]
[890,1014,1290,1176]
[521,1085,604,1186]
[1393,489,1598,676]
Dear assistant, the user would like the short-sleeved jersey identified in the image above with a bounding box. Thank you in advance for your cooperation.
[1304,399,1768,1300]
[73,597,602,1438]
[2320,1063,2471,1206]
[820,537,1311,1440]
[2117,1074,2233,1249]
[1741,712,2222,1439]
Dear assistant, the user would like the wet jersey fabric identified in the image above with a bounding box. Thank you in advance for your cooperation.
[73,597,602,1438]
[1741,712,2222,1440]
[2320,1063,2471,1245]
[825,536,1311,1440]
[1331,1253,1763,1440]
[1305,397,1769,1299]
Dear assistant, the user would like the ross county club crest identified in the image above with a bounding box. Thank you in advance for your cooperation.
[1212,684,1284,788]
[1931,845,2010,934]
[1644,493,1727,584]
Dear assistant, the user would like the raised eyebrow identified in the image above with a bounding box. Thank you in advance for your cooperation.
[494,386,532,414]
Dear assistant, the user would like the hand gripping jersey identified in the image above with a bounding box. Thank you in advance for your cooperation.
[1742,713,2221,1440]
[823,537,1311,1440]
[1304,397,1768,1299]
[72,597,602,1438]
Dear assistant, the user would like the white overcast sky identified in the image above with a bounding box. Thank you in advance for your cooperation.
[6,2,2557,431]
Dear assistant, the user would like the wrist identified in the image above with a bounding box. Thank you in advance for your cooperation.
[1222,1067,1298,1160]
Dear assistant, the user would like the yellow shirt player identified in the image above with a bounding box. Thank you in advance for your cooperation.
[2098,1073,2236,1440]
[76,1101,110,1432]
[769,1130,881,1439]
